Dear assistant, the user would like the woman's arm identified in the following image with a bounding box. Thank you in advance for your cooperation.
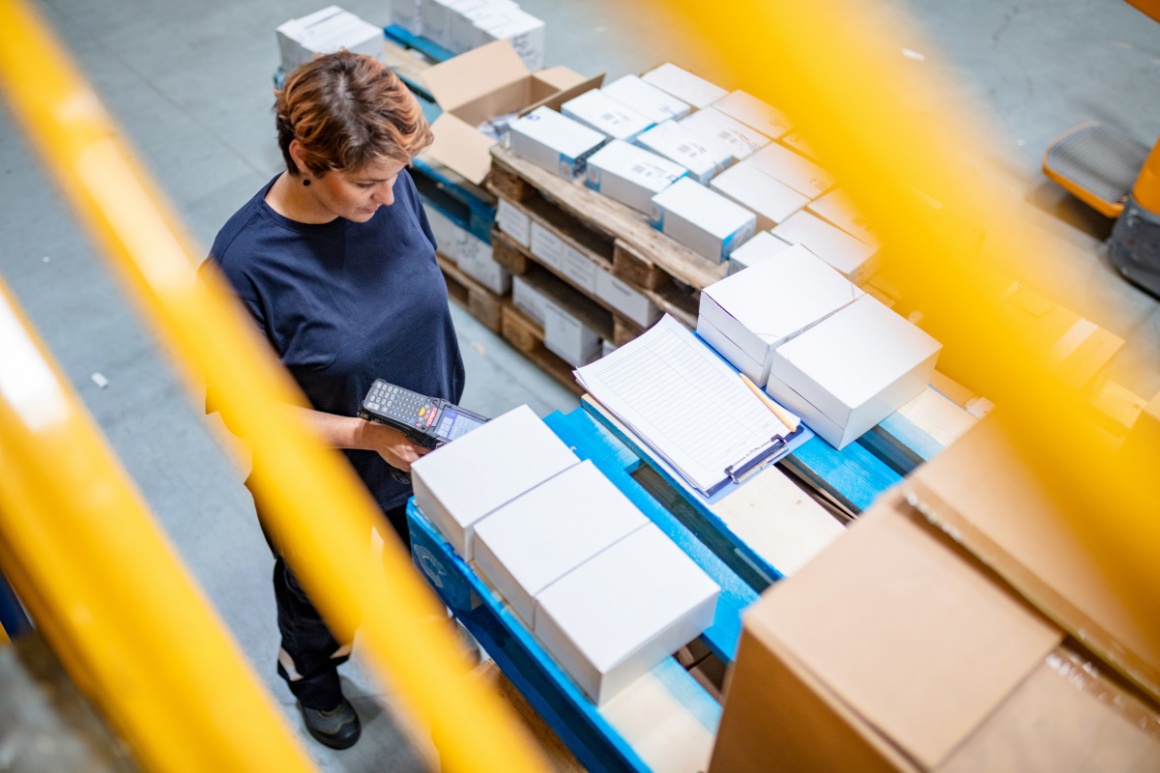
[291,406,430,471]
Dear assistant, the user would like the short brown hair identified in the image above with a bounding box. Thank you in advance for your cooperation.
[275,50,433,176]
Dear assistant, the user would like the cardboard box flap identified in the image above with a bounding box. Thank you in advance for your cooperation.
[746,501,1061,769]
[423,39,529,112]
[424,113,498,186]
[903,418,1160,705]
[520,73,605,116]
[534,65,589,92]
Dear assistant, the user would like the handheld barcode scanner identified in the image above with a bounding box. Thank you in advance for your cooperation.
[359,379,489,450]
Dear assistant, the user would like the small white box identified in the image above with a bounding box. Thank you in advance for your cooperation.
[679,107,770,163]
[510,107,607,180]
[601,75,692,124]
[533,524,720,705]
[780,128,819,161]
[650,178,756,263]
[530,221,566,272]
[456,233,511,294]
[446,0,516,53]
[390,0,424,34]
[766,294,941,449]
[585,140,687,214]
[634,121,733,185]
[595,270,660,328]
[727,231,793,275]
[710,160,810,232]
[698,244,864,386]
[555,244,598,295]
[640,63,728,108]
[543,299,602,367]
[807,188,878,246]
[712,90,792,140]
[473,460,648,626]
[748,142,834,199]
[411,405,579,560]
[424,204,464,262]
[562,90,656,142]
[497,198,531,247]
[475,8,546,72]
[512,275,549,325]
[419,0,457,48]
[276,6,384,73]
[772,210,879,285]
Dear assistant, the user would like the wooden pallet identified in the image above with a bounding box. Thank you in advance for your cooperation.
[489,145,728,293]
[436,252,505,334]
[500,303,585,397]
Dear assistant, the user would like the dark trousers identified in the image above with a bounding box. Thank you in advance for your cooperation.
[262,501,411,710]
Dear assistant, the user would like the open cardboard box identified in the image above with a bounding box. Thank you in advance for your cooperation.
[710,489,1160,772]
[419,39,603,185]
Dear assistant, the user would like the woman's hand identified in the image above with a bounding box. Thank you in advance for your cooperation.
[356,420,430,472]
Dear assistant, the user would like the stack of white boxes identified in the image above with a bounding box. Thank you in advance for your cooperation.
[276,6,384,73]
[696,245,941,450]
[395,0,545,71]
[424,204,510,294]
[412,406,720,705]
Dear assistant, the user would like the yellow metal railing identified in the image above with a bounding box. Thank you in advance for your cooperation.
[0,1,548,771]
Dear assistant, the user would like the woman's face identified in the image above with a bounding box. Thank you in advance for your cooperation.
[311,156,408,223]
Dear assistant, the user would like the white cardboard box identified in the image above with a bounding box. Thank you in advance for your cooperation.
[543,299,602,367]
[679,107,771,163]
[640,63,728,108]
[772,210,879,285]
[447,0,519,53]
[512,275,549,324]
[411,405,579,560]
[807,188,878,246]
[650,177,756,263]
[276,6,384,74]
[710,160,810,232]
[595,269,661,327]
[530,222,598,293]
[475,8,546,72]
[634,121,733,184]
[698,244,864,386]
[510,107,608,179]
[472,460,648,626]
[712,90,792,140]
[424,203,464,262]
[497,198,531,247]
[533,523,720,705]
[727,231,793,275]
[585,140,687,214]
[456,233,511,294]
[766,294,941,449]
[748,141,834,199]
[562,90,655,142]
[601,75,692,124]
[390,0,424,34]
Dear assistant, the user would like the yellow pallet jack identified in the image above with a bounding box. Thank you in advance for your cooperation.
[1042,1,1160,297]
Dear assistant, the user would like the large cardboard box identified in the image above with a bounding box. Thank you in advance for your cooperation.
[509,107,607,179]
[710,160,809,232]
[634,121,733,185]
[679,107,771,163]
[650,178,757,263]
[601,74,692,124]
[585,139,687,214]
[562,90,655,142]
[474,7,546,72]
[711,89,792,141]
[533,523,720,705]
[411,405,579,560]
[276,6,384,74]
[903,417,1160,704]
[472,460,648,626]
[421,40,602,184]
[710,493,1160,772]
[640,63,728,108]
[766,294,941,449]
[727,231,792,275]
[772,210,879,285]
[698,244,863,387]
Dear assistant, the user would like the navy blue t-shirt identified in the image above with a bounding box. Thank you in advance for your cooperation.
[207,170,464,511]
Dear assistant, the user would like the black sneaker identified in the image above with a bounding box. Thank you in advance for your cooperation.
[300,698,361,750]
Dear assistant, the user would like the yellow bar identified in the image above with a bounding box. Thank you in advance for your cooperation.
[0,2,548,771]
[0,281,318,773]
[660,0,1158,632]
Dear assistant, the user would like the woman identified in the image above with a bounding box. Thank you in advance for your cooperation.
[206,50,464,750]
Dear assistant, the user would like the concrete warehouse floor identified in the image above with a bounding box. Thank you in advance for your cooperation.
[0,0,1157,769]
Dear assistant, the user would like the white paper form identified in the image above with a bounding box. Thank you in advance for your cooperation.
[576,315,792,494]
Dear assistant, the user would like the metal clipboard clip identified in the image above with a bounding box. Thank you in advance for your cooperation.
[724,435,789,487]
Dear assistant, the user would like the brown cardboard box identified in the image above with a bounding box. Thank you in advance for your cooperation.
[904,418,1160,703]
[420,40,602,184]
[709,494,1160,772]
